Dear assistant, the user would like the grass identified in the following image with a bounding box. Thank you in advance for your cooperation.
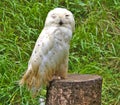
[0,0,120,105]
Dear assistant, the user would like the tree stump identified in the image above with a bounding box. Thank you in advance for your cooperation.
[46,74,102,105]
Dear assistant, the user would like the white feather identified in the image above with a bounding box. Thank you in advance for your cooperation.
[20,8,75,94]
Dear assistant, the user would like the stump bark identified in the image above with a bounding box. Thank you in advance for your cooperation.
[46,74,102,105]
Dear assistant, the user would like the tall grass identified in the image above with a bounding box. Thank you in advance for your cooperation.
[0,0,120,105]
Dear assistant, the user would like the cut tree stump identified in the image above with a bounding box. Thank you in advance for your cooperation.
[45,74,102,105]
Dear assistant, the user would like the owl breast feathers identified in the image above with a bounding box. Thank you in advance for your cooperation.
[19,8,75,94]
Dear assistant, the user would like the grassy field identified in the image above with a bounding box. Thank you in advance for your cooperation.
[0,0,120,105]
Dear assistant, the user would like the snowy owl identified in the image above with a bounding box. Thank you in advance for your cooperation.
[19,8,75,93]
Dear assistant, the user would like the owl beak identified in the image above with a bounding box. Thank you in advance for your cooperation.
[59,20,63,25]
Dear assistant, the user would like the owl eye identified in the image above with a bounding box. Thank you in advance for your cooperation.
[65,14,69,17]
[51,14,56,18]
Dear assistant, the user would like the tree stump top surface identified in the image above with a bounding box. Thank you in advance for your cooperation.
[56,74,102,83]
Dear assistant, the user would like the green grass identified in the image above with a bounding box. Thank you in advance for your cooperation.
[0,0,120,105]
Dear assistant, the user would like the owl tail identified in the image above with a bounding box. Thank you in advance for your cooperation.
[19,64,42,95]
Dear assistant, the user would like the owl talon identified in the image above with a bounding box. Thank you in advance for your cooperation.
[52,76,61,80]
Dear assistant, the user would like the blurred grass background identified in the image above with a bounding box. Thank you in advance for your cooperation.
[0,0,120,105]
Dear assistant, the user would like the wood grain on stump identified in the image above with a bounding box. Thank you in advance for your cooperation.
[46,74,102,105]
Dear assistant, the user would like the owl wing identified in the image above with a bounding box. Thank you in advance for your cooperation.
[19,27,61,91]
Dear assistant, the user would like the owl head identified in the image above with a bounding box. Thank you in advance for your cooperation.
[45,8,75,32]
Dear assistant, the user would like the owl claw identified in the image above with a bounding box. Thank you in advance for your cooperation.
[52,76,61,80]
